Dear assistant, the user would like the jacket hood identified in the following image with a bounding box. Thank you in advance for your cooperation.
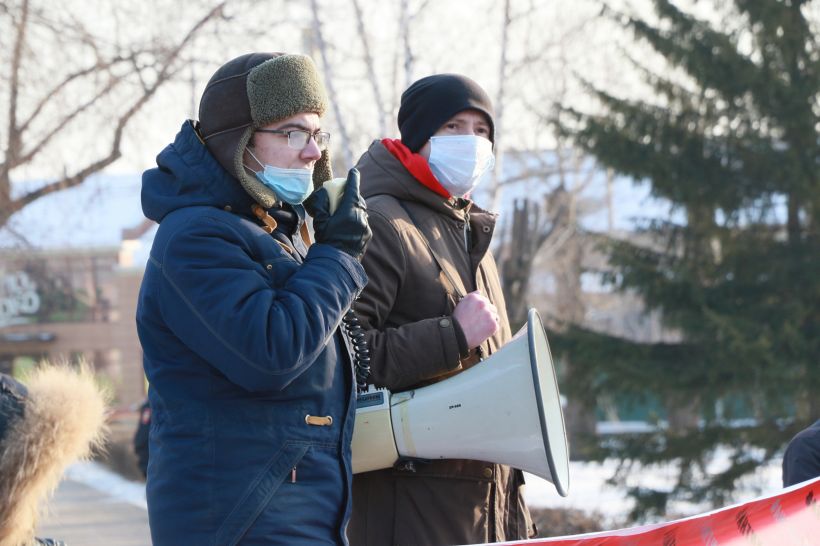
[355,140,459,218]
[142,121,258,224]
[355,140,495,222]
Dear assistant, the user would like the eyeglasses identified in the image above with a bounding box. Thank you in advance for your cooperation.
[255,128,331,151]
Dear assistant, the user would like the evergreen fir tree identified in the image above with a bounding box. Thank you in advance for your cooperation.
[555,0,819,520]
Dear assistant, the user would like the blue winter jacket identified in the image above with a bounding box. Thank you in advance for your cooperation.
[136,121,366,545]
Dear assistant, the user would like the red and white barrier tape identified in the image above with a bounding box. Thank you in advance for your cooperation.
[482,476,820,546]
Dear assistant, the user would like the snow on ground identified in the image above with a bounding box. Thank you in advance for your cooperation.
[68,453,784,527]
[65,461,147,510]
[523,453,784,526]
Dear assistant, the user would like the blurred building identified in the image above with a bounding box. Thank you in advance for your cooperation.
[0,175,153,406]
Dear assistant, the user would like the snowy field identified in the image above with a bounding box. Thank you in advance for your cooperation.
[523,454,783,526]
[65,462,148,510]
[66,453,784,527]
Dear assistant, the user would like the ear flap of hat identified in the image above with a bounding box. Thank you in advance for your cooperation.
[199,52,275,184]
[312,150,333,190]
[233,127,279,208]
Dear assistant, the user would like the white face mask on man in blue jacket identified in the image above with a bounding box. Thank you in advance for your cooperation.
[244,147,315,205]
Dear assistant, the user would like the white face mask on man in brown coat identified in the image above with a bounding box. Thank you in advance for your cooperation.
[348,73,535,546]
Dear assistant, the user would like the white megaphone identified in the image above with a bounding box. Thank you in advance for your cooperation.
[351,308,570,497]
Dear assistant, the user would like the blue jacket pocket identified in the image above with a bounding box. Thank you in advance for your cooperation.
[214,441,310,546]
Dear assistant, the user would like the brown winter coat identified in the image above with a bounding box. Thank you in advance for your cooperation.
[348,140,535,545]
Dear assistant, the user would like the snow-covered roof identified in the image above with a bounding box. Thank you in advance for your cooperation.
[1,173,148,250]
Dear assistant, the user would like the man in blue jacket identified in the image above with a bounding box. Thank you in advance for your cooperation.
[136,52,371,545]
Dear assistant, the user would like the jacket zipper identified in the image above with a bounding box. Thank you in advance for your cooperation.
[462,209,485,359]
[463,209,471,254]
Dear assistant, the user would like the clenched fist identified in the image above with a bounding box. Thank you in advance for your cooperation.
[451,291,499,349]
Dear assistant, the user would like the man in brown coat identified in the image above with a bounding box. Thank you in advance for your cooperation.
[348,74,535,545]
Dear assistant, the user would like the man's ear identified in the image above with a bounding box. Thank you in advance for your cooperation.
[418,140,432,160]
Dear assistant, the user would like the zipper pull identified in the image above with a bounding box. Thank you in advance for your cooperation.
[291,467,297,483]
[463,210,471,253]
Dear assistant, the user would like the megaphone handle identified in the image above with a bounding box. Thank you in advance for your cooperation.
[394,457,433,473]
[343,309,371,392]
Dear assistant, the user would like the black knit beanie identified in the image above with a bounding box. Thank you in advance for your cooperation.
[398,73,495,153]
[198,52,332,207]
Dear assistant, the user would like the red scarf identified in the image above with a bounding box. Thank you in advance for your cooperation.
[381,138,450,199]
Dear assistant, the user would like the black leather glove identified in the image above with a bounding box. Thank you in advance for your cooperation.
[305,168,372,261]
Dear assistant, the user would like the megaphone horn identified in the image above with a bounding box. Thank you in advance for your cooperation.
[351,308,570,497]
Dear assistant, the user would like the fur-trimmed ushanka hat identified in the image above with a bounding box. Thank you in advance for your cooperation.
[198,52,332,208]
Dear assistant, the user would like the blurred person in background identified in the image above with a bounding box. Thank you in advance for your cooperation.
[783,419,820,487]
[132,398,150,479]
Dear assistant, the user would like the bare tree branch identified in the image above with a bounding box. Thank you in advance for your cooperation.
[413,0,433,19]
[399,0,414,86]
[2,0,29,198]
[489,0,512,212]
[14,73,128,168]
[351,0,388,136]
[309,0,353,167]
[18,54,138,135]
[0,1,227,226]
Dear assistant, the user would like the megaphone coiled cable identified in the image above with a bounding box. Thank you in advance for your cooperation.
[343,309,371,392]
